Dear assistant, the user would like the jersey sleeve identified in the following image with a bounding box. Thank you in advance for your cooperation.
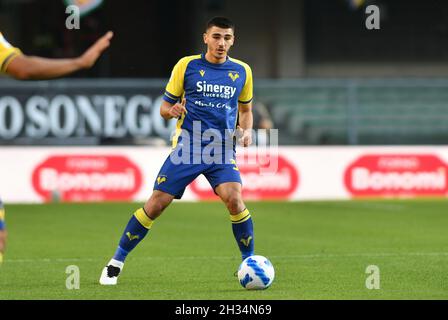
[238,64,253,105]
[163,58,188,104]
[0,33,22,73]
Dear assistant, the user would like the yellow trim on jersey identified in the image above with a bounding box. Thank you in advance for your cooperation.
[165,55,201,148]
[165,54,202,99]
[230,208,251,224]
[1,51,21,72]
[0,33,22,73]
[0,208,4,221]
[164,91,179,101]
[229,57,253,105]
[172,110,186,149]
[134,208,154,229]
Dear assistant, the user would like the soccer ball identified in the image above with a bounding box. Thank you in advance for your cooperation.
[237,255,275,290]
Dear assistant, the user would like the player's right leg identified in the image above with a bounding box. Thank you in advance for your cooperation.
[99,190,174,285]
[100,151,202,285]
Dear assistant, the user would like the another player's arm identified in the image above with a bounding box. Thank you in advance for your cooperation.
[237,102,253,147]
[5,31,113,80]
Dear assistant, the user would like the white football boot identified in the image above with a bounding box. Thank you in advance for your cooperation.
[99,259,124,285]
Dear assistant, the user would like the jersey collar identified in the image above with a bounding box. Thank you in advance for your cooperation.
[201,53,230,68]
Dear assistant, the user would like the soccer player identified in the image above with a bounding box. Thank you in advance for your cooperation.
[0,30,113,265]
[100,16,255,285]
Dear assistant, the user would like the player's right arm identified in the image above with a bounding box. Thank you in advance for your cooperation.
[160,98,186,120]
[3,31,113,80]
[160,57,189,120]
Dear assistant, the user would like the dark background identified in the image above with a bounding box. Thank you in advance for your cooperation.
[2,0,448,79]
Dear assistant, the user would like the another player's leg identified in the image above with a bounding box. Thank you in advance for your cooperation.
[215,182,255,261]
[0,199,6,265]
[99,191,174,285]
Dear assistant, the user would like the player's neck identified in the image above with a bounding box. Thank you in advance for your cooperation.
[205,52,227,64]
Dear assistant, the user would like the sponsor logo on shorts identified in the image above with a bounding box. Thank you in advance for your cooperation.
[157,175,167,185]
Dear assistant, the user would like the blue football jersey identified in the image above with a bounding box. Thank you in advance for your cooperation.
[162,53,253,150]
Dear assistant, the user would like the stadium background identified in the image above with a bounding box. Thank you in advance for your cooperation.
[0,0,448,300]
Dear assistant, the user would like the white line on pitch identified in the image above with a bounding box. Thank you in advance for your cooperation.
[4,252,448,264]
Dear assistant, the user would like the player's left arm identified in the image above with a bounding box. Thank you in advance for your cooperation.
[236,63,254,147]
[237,102,253,147]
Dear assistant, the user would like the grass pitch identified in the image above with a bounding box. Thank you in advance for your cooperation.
[0,199,447,300]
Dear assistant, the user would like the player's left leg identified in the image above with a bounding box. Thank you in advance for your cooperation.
[204,159,254,261]
[214,181,255,261]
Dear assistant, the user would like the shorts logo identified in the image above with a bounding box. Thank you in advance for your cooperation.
[157,175,167,185]
[199,70,205,77]
[230,159,239,171]
[240,236,253,247]
[228,72,239,82]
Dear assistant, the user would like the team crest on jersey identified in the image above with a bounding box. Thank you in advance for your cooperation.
[228,72,239,82]
[199,70,205,77]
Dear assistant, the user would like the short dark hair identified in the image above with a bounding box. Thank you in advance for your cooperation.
[206,16,235,32]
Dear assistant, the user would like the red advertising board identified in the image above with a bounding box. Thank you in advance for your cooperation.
[344,154,448,197]
[32,155,142,202]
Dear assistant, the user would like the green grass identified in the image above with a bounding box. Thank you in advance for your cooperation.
[0,199,447,299]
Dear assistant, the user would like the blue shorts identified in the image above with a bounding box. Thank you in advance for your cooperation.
[153,151,242,199]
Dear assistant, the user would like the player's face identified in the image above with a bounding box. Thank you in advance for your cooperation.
[203,26,234,62]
